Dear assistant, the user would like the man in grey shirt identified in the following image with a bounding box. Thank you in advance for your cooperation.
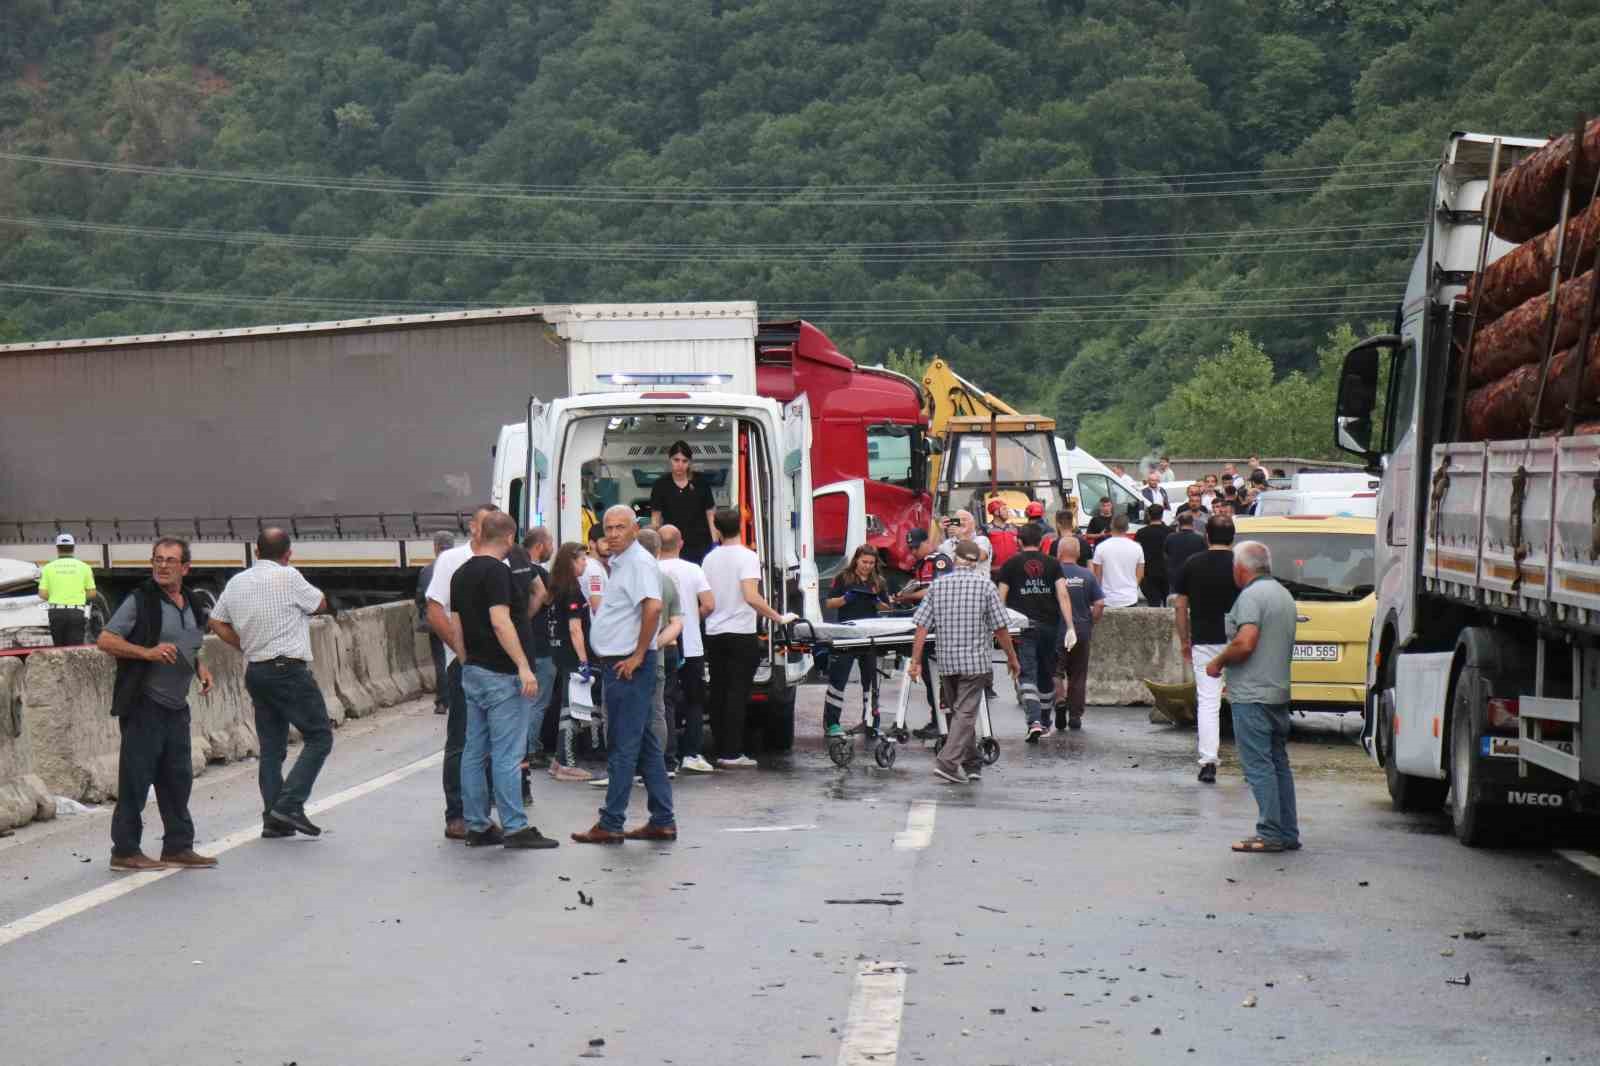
[1205,540,1300,853]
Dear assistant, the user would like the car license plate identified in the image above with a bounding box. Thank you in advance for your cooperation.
[1293,643,1339,662]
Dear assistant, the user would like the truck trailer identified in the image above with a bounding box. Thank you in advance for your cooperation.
[0,302,759,604]
[1334,126,1600,845]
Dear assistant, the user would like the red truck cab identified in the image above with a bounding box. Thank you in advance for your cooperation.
[756,320,930,577]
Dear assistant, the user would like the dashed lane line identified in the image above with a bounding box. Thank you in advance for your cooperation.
[0,751,444,951]
[893,800,937,850]
[836,961,907,1066]
[723,824,819,833]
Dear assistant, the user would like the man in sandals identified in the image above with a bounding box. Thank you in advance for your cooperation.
[1204,540,1300,854]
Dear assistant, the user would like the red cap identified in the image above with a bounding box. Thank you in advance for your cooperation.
[1025,501,1044,518]
[986,499,1009,516]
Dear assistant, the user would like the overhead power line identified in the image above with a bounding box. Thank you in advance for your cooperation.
[0,151,1433,206]
[0,214,1419,264]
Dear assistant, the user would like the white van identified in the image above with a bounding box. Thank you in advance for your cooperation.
[494,391,862,750]
[1054,439,1144,524]
[1251,488,1378,518]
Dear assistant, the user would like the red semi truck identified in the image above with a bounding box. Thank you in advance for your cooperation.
[755,320,931,578]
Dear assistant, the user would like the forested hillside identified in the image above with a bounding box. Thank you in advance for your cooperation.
[4,0,1600,455]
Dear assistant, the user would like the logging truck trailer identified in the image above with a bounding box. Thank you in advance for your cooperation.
[1333,128,1600,845]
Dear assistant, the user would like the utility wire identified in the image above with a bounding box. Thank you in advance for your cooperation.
[0,151,1433,206]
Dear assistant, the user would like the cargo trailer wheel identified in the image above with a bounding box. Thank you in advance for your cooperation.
[1449,665,1503,847]
[1380,688,1446,812]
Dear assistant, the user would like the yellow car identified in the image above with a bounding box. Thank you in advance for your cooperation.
[1231,515,1376,712]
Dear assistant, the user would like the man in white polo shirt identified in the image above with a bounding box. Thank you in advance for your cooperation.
[1091,513,1145,608]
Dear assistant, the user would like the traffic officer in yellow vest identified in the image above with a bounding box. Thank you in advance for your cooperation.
[39,533,96,647]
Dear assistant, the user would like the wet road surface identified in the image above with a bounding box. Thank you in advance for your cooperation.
[3,674,1600,1066]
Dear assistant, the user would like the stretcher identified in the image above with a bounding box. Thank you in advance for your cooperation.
[784,609,1029,769]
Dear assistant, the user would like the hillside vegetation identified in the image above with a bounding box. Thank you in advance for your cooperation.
[4,0,1599,455]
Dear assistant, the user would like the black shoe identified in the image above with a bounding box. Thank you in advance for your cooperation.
[912,723,940,740]
[1067,716,1082,731]
[465,825,506,847]
[267,808,322,837]
[434,702,448,716]
[503,826,560,850]
[1198,763,1217,784]
[261,823,295,839]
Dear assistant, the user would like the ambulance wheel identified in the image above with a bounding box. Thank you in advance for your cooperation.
[980,737,1001,766]
[874,739,896,769]
[828,736,854,768]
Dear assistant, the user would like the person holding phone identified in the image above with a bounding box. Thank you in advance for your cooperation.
[822,545,891,739]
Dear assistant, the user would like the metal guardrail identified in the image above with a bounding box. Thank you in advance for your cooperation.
[3,512,473,542]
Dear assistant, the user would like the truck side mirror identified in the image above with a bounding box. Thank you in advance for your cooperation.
[1334,336,1393,467]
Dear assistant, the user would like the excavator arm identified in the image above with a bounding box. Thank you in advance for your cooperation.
[920,357,1019,434]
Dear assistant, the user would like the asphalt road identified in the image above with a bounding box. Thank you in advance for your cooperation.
[3,673,1600,1066]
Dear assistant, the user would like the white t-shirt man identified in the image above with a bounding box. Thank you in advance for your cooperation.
[1094,535,1145,608]
[424,543,474,667]
[702,543,761,636]
[658,556,711,659]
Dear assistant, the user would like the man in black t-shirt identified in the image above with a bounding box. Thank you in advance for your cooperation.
[1133,504,1172,607]
[649,440,718,563]
[1085,497,1115,536]
[1165,511,1207,579]
[449,511,558,849]
[513,528,556,796]
[997,524,1078,742]
[1172,515,1241,784]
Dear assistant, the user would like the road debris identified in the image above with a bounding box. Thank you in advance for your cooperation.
[1446,974,1472,987]
[823,898,903,906]
[1241,995,1258,1008]
[578,890,594,907]
[1461,930,1487,940]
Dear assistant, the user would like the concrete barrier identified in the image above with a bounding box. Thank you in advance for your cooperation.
[380,603,424,700]
[0,658,52,831]
[330,613,377,719]
[308,616,348,726]
[340,606,403,708]
[1084,607,1187,706]
[20,648,122,802]
[414,632,437,694]
[187,635,258,764]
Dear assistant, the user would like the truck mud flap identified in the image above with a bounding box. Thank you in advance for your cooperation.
[1467,741,1591,812]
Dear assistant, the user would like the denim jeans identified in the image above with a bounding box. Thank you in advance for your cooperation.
[1015,621,1057,727]
[598,652,673,833]
[461,665,531,834]
[526,655,558,756]
[677,655,706,758]
[1231,701,1299,846]
[245,660,334,818]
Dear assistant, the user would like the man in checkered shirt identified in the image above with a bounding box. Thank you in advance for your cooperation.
[210,528,333,839]
[909,539,1020,785]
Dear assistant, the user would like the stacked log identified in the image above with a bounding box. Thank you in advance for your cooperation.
[1462,117,1600,440]
[1490,120,1600,243]
[1462,199,1600,323]
[1468,269,1595,386]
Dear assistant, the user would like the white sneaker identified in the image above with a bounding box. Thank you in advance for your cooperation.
[588,777,610,788]
[717,755,758,769]
[679,755,716,774]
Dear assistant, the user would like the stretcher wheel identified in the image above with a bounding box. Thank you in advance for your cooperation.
[828,736,855,768]
[874,738,897,768]
[980,737,1000,766]
[932,736,945,756]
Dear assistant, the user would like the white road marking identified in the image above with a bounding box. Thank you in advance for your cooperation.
[893,800,936,850]
[723,823,818,833]
[1555,848,1600,879]
[0,751,444,951]
[836,960,906,1066]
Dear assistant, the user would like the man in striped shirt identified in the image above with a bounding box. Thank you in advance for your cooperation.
[908,540,1019,785]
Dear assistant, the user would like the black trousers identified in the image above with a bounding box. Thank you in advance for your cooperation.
[47,607,86,647]
[676,655,707,758]
[705,632,761,759]
[245,660,334,819]
[442,660,492,822]
[1140,575,1169,608]
[110,694,194,858]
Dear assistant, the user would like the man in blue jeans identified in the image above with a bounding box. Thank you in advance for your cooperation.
[572,505,675,844]
[1205,540,1301,853]
[449,511,559,850]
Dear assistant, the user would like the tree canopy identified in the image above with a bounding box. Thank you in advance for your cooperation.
[2,0,1595,455]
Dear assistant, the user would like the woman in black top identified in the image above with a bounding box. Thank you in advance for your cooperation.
[545,543,594,781]
[648,440,718,563]
[822,546,891,737]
